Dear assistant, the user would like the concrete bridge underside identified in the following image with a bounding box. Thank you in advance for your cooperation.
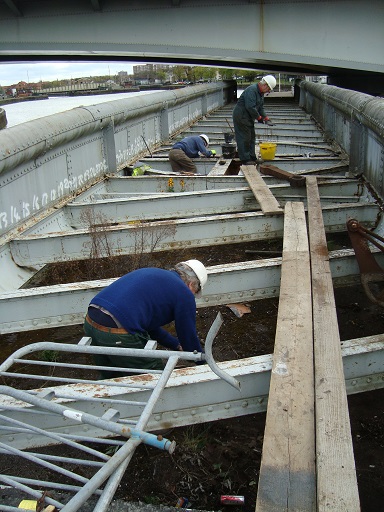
[0,0,384,94]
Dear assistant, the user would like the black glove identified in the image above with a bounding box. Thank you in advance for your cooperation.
[264,117,274,126]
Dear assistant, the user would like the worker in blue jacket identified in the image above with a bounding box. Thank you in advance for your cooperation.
[232,75,276,164]
[168,134,216,173]
[84,260,208,378]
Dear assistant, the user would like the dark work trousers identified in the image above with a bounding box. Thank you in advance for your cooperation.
[232,106,256,162]
[83,316,164,379]
[168,148,198,173]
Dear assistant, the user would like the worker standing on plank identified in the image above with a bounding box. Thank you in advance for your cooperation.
[168,134,216,174]
[232,75,276,165]
[84,260,208,378]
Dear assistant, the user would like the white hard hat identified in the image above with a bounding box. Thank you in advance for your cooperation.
[262,75,276,91]
[199,134,209,146]
[183,259,208,297]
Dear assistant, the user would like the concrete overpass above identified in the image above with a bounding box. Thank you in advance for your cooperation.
[0,0,383,93]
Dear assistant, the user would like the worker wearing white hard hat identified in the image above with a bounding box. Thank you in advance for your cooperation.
[199,134,210,146]
[261,75,277,91]
[180,259,208,298]
[232,74,276,164]
[84,260,208,377]
[168,134,216,174]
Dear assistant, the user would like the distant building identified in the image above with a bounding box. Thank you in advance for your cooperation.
[305,75,329,84]
[117,71,129,84]
[5,81,34,97]
[133,64,171,74]
[133,63,173,84]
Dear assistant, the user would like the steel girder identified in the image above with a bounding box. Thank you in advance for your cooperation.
[66,179,364,227]
[9,203,380,266]
[1,249,383,335]
[0,335,382,450]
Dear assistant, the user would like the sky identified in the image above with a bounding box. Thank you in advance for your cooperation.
[0,61,145,86]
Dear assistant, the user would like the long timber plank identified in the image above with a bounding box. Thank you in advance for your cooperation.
[256,202,315,511]
[241,165,283,215]
[306,176,361,511]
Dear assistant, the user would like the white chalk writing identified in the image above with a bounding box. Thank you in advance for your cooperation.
[0,160,107,231]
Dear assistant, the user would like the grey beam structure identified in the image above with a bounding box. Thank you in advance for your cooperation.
[66,180,363,227]
[1,1,382,76]
[0,336,382,450]
[137,158,347,174]
[73,176,359,198]
[0,176,359,241]
[183,131,325,144]
[2,249,384,335]
[2,0,22,17]
[9,203,379,266]
[188,125,325,139]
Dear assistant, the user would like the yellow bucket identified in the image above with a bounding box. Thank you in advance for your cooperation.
[259,142,277,160]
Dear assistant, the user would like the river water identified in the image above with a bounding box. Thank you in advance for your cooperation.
[3,88,248,128]
[2,90,159,128]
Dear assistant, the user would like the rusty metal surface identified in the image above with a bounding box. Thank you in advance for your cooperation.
[260,163,307,187]
[347,218,384,306]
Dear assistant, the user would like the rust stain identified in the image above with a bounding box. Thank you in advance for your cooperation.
[157,421,173,430]
[173,366,196,376]
[314,244,330,258]
[131,373,157,383]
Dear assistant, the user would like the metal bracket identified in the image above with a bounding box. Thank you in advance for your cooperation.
[347,218,384,307]
[259,163,306,187]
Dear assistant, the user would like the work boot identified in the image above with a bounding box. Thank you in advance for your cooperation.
[241,159,262,165]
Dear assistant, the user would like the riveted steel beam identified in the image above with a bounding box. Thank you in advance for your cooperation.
[0,335,382,449]
[66,180,364,227]
[138,157,346,174]
[75,176,358,199]
[2,249,383,335]
[8,203,380,267]
[183,130,325,143]
[0,175,369,291]
[189,125,324,138]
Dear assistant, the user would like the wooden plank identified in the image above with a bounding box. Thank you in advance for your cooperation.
[306,176,361,511]
[256,201,316,511]
[241,165,283,215]
[208,159,232,176]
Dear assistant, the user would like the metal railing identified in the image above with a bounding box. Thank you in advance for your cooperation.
[0,313,239,510]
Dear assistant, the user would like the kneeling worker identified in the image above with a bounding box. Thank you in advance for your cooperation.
[84,260,208,378]
[168,134,216,174]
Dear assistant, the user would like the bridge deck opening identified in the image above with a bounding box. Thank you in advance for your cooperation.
[0,91,383,510]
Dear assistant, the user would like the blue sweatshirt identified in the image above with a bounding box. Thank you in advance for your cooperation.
[90,267,203,353]
[172,135,213,158]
